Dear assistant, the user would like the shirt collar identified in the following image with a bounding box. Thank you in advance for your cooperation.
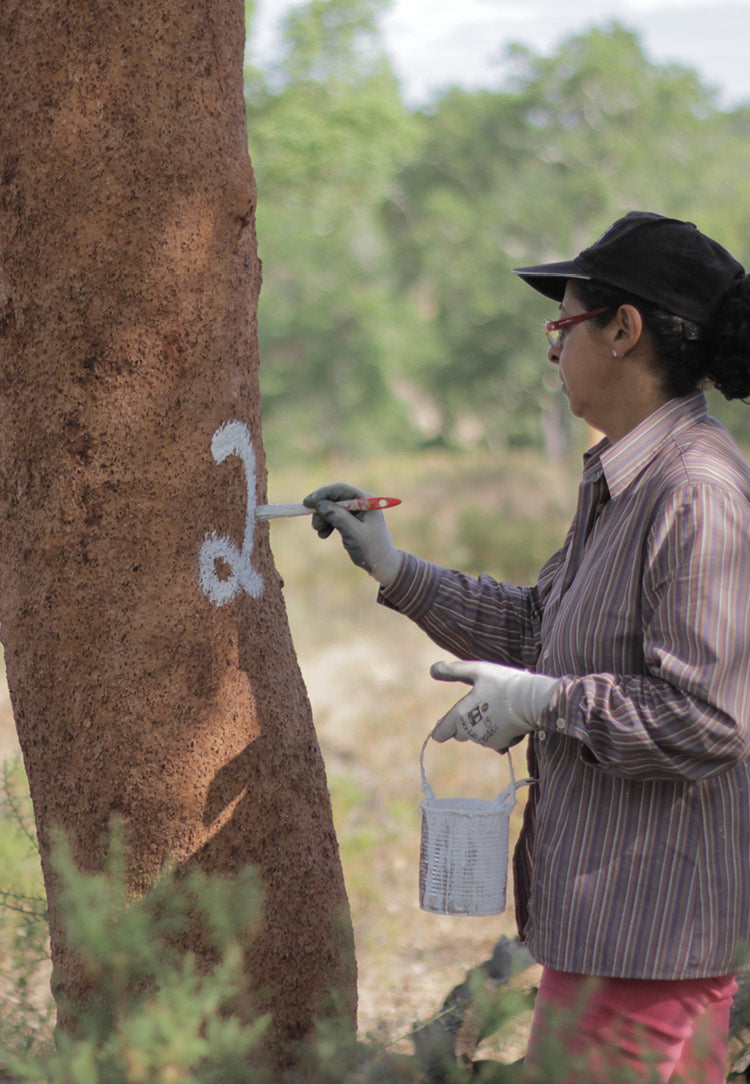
[584,392,708,499]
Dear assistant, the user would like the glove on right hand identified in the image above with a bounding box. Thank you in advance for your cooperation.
[303,482,402,586]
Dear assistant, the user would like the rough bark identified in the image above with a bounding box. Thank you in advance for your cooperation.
[0,0,355,1065]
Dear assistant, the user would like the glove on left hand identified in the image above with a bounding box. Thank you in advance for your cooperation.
[431,660,559,752]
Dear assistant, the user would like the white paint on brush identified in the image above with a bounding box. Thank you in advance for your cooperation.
[199,420,264,605]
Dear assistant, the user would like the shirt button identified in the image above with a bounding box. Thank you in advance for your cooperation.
[556,717,566,731]
[537,731,547,742]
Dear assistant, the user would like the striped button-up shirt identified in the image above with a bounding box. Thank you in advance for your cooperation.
[381,393,750,979]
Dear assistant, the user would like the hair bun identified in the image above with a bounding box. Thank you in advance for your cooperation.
[708,274,750,400]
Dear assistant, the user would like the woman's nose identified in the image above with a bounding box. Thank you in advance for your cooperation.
[547,341,560,365]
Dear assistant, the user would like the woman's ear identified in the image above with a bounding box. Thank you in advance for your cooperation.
[610,304,644,357]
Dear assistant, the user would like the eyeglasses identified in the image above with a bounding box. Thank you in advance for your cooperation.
[543,307,611,348]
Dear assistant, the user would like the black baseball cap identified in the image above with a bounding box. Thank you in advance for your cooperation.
[513,211,745,326]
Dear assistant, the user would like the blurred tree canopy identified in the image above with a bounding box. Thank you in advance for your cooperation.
[245,1,750,463]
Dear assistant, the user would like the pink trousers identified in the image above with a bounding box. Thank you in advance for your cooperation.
[524,967,738,1084]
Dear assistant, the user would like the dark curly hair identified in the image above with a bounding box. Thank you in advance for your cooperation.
[576,277,750,401]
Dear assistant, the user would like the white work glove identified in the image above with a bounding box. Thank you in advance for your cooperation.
[303,483,403,587]
[431,660,560,752]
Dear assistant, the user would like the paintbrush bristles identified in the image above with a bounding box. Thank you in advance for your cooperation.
[255,503,310,520]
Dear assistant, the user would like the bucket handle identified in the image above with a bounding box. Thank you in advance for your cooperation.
[420,731,534,802]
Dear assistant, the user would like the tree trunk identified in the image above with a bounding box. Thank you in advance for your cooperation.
[0,0,355,1066]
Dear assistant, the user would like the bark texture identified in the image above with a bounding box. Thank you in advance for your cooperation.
[0,0,355,1063]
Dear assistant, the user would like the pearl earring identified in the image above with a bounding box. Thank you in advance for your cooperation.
[612,350,618,358]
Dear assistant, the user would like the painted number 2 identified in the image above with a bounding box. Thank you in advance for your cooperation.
[199,420,264,606]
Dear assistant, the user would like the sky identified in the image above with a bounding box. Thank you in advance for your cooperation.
[251,0,750,110]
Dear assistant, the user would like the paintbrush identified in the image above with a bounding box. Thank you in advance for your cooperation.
[255,496,401,521]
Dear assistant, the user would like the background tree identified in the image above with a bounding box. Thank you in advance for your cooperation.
[246,0,438,462]
[0,0,355,1071]
[387,23,738,448]
[247,9,750,457]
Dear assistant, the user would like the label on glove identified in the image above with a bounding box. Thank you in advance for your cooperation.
[459,702,494,745]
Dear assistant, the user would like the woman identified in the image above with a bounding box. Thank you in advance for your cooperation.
[304,212,750,1082]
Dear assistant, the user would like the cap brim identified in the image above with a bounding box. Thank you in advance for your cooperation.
[512,260,591,302]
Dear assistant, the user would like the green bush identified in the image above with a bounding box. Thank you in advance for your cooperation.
[2,822,269,1084]
[0,760,53,1062]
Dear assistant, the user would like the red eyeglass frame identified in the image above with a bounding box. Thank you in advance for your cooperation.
[543,306,610,345]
